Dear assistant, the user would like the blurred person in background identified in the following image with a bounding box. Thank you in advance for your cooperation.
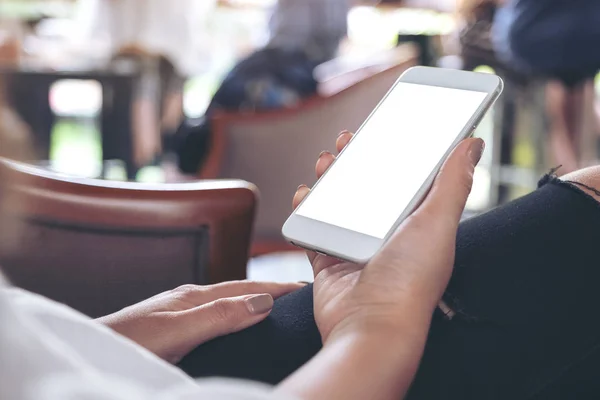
[493,0,600,173]
[458,0,521,80]
[0,16,56,161]
[75,0,217,168]
[458,0,527,203]
[175,0,351,175]
[0,27,32,165]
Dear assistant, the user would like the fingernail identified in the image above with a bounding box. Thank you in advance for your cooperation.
[246,294,274,314]
[297,184,308,191]
[298,281,310,285]
[468,139,485,166]
[318,150,329,158]
[338,130,350,137]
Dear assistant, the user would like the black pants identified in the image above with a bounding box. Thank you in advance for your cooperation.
[180,178,600,399]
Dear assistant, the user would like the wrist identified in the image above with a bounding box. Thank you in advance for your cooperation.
[324,308,433,349]
[280,315,432,400]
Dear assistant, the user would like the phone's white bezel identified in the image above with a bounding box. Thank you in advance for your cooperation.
[282,66,504,263]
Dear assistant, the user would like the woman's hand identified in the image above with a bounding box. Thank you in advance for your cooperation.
[279,131,483,399]
[97,281,304,363]
[292,131,484,343]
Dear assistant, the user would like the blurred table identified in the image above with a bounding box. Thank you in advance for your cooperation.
[0,59,141,179]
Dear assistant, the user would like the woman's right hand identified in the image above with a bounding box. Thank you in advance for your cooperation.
[292,131,484,345]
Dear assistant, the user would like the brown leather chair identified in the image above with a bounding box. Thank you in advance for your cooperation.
[200,47,418,255]
[0,159,257,317]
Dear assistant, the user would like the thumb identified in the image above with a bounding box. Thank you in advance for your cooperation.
[416,137,484,227]
[182,294,274,344]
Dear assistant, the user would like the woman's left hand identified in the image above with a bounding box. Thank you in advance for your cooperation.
[97,281,304,363]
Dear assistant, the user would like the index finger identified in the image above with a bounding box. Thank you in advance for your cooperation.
[186,281,307,304]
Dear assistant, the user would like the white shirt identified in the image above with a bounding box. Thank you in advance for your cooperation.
[0,276,289,400]
[73,0,216,75]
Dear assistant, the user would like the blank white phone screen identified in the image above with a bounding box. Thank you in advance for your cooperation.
[296,82,489,239]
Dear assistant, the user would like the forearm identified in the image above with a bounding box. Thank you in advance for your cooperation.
[276,323,430,400]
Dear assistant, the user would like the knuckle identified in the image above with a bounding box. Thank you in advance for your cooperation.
[404,212,429,231]
[408,208,446,235]
[211,281,236,290]
[209,298,241,324]
[172,284,207,302]
[173,284,199,295]
[459,170,475,193]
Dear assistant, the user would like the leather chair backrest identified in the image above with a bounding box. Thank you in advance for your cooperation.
[0,159,257,317]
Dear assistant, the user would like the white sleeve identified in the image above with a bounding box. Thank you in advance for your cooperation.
[0,280,294,400]
[31,376,290,400]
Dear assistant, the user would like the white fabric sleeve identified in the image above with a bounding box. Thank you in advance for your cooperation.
[0,277,295,400]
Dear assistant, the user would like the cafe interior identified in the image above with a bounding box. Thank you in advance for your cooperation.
[1,0,599,319]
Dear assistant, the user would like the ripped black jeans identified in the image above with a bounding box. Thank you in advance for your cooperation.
[179,177,600,400]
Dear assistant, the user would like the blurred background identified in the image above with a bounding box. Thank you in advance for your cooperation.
[1,0,600,296]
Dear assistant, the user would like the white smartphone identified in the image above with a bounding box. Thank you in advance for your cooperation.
[282,66,503,263]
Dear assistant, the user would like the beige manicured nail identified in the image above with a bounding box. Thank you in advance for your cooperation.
[468,139,485,166]
[246,294,274,314]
